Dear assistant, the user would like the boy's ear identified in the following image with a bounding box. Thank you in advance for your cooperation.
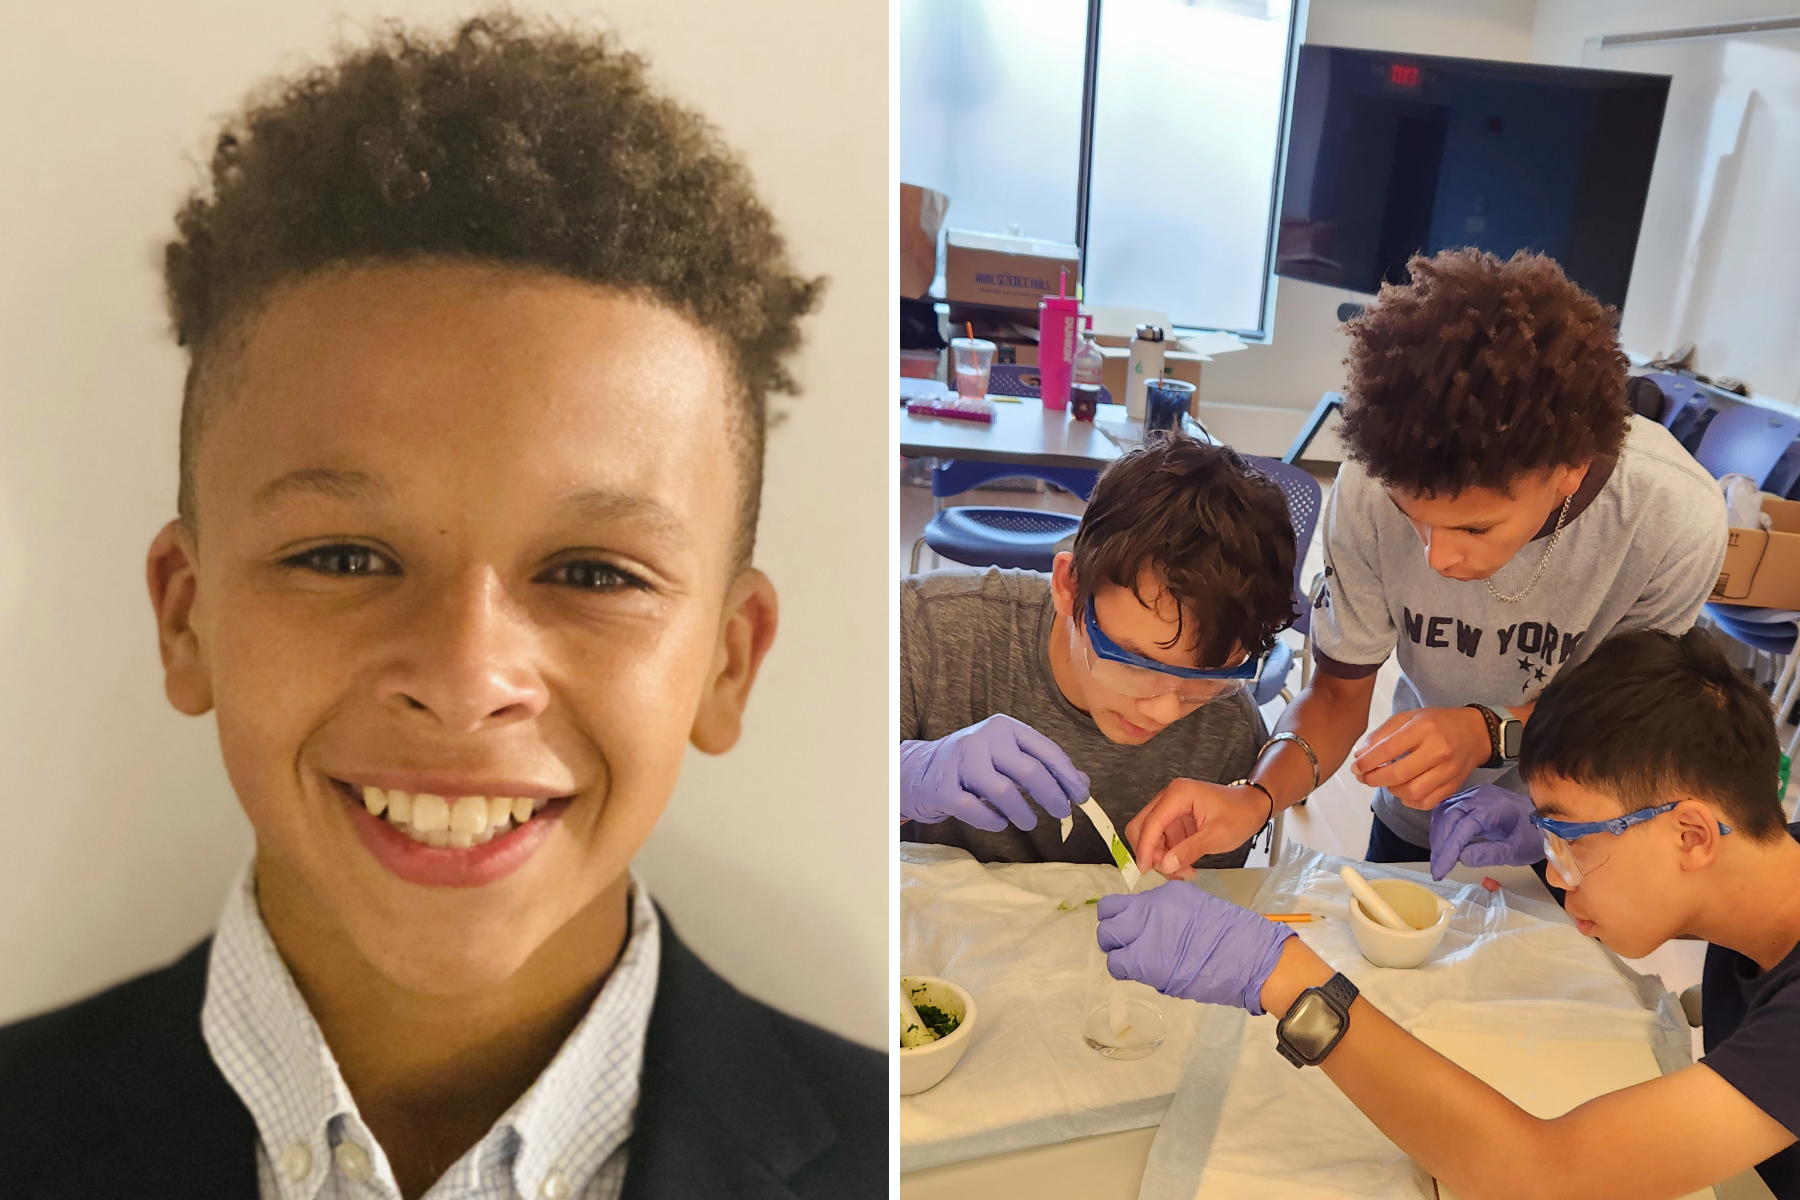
[1672,796,1726,871]
[1050,551,1076,619]
[690,567,779,754]
[146,520,214,716]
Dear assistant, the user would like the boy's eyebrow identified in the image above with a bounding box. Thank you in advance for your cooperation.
[561,487,688,540]
[251,467,389,512]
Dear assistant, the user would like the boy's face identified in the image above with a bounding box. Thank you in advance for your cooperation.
[148,263,776,995]
[1051,555,1239,744]
[1387,462,1585,582]
[1529,772,1694,959]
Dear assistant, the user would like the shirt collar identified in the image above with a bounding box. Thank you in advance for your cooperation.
[201,862,660,1199]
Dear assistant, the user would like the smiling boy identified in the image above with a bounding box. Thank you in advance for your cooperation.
[0,16,880,1199]
[900,438,1298,869]
[1131,248,1726,877]
[1099,628,1800,1198]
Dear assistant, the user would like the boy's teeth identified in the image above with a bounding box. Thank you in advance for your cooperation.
[450,795,488,835]
[358,784,545,846]
[411,794,449,832]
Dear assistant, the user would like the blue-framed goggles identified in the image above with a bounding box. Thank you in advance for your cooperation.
[1528,802,1731,887]
[1079,595,1258,703]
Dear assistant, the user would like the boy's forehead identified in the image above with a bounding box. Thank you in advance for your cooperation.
[1527,772,1627,820]
[197,263,740,528]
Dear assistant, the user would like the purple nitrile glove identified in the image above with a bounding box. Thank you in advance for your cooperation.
[1429,783,1542,880]
[899,714,1089,833]
[1095,882,1294,1016]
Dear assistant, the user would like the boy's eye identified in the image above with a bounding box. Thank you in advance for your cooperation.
[283,544,397,576]
[542,559,648,592]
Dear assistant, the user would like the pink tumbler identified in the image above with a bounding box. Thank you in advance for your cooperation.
[1037,270,1078,411]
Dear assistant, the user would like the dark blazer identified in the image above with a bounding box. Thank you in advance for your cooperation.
[0,919,886,1199]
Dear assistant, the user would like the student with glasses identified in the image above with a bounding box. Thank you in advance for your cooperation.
[1097,628,1800,1199]
[1129,249,1727,883]
[900,437,1299,869]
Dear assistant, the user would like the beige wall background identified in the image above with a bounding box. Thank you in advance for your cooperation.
[0,0,888,1047]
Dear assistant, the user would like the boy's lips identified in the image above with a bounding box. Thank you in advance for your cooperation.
[331,777,576,888]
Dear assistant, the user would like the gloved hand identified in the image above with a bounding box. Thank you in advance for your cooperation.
[1429,783,1542,880]
[899,715,1089,833]
[1095,882,1294,1015]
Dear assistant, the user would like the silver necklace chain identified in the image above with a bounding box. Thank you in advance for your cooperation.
[1484,494,1574,604]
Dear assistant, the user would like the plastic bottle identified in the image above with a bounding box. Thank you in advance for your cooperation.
[1070,316,1104,422]
[1037,269,1078,411]
[1125,324,1165,421]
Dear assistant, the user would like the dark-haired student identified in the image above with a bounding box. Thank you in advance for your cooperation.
[0,15,881,1198]
[1099,628,1800,1200]
[900,438,1299,868]
[1131,248,1727,878]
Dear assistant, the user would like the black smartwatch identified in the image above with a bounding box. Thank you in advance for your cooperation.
[1276,971,1359,1067]
[1466,703,1522,769]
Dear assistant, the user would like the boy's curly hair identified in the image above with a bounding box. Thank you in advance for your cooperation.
[1337,248,1629,497]
[1071,437,1297,666]
[165,10,820,566]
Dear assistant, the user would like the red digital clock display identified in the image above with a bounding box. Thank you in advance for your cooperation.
[1390,63,1420,87]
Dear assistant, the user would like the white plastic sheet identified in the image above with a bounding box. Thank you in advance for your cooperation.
[1138,842,1692,1200]
[901,842,1212,1170]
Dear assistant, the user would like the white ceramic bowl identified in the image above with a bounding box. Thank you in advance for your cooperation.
[899,975,979,1096]
[1347,876,1454,969]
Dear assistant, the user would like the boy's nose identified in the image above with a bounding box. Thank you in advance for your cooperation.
[377,572,550,732]
[1423,529,1463,574]
[1136,690,1184,726]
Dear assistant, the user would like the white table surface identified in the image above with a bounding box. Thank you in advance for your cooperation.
[899,392,1128,470]
[900,862,1777,1200]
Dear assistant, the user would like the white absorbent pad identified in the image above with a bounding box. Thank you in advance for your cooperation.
[1137,841,1693,1200]
[901,842,1206,1170]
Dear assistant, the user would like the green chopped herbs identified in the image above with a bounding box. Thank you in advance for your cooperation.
[913,1002,959,1039]
[1056,895,1104,911]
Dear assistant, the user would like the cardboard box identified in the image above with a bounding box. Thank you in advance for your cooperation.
[1713,496,1800,607]
[944,229,1080,311]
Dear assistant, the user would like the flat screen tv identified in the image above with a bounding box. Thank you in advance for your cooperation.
[1276,46,1669,308]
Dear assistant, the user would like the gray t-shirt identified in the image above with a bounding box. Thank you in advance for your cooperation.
[901,567,1265,867]
[1314,415,1727,846]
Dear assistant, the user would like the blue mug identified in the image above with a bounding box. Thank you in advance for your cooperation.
[1144,378,1196,437]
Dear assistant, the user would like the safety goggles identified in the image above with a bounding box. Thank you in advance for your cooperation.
[1076,595,1258,705]
[1528,803,1732,888]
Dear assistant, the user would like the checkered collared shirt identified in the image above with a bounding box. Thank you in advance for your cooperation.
[200,864,660,1200]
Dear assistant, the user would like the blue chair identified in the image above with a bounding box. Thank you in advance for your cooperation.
[1245,456,1323,639]
[1694,403,1800,487]
[1644,372,1712,445]
[909,459,1099,573]
[985,362,1115,406]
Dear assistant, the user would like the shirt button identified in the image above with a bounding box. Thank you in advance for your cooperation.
[277,1143,312,1181]
[540,1171,573,1200]
[334,1140,373,1182]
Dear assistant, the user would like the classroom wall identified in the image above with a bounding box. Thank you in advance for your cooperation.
[1205,0,1800,445]
[1196,0,1539,453]
[0,0,888,1047]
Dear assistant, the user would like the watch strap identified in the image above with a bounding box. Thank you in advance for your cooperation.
[1465,703,1504,769]
[1320,971,1359,1010]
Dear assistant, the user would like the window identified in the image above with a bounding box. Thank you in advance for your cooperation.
[899,0,1303,338]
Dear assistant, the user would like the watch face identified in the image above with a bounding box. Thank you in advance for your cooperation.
[1501,719,1524,759]
[1280,992,1343,1057]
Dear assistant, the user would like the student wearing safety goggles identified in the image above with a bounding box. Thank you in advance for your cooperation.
[1129,249,1726,883]
[1096,628,1800,1199]
[900,437,1299,869]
